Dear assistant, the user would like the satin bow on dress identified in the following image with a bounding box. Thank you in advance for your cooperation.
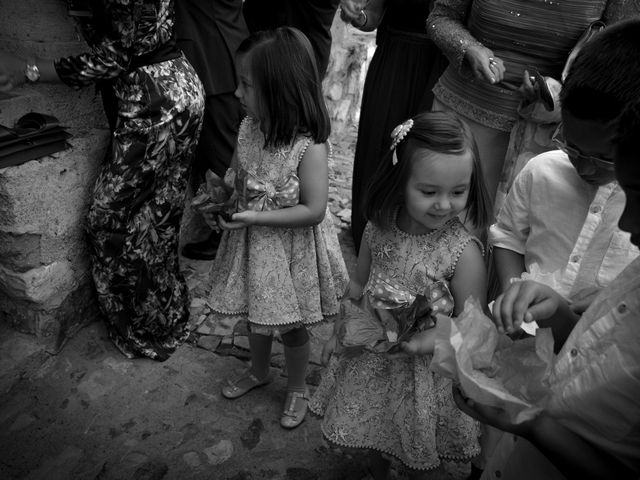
[245,173,300,211]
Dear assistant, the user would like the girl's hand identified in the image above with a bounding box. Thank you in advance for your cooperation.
[465,45,505,84]
[321,335,338,366]
[218,211,257,230]
[452,384,536,437]
[396,328,436,357]
[201,211,220,230]
[492,280,562,334]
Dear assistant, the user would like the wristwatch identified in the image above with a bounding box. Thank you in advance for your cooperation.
[25,60,41,83]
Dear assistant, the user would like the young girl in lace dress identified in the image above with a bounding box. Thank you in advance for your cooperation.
[310,111,491,478]
[202,27,348,429]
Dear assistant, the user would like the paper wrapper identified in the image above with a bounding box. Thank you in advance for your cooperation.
[430,298,555,424]
[191,170,237,219]
[339,294,436,354]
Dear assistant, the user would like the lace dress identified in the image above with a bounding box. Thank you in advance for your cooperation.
[206,117,348,330]
[310,217,482,470]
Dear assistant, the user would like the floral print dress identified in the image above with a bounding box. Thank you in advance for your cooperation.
[55,0,205,360]
[310,217,481,470]
[206,117,348,331]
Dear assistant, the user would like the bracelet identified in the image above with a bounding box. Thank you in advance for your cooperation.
[352,9,368,28]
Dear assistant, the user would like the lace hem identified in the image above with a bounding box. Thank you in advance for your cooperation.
[314,423,479,471]
[433,83,516,132]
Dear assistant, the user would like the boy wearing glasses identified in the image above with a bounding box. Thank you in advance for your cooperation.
[488,35,639,316]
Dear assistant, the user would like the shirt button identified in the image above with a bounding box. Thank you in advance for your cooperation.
[591,205,602,214]
[570,348,578,357]
[571,255,581,263]
[618,303,628,314]
[495,471,502,478]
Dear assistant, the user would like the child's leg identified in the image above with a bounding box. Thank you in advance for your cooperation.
[221,332,273,399]
[369,452,391,480]
[248,332,273,379]
[281,326,310,393]
[280,326,310,429]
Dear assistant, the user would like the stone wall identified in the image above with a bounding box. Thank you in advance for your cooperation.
[0,0,110,353]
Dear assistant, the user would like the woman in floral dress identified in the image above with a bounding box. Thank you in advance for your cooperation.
[0,0,205,360]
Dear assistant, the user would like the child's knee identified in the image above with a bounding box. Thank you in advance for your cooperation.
[281,326,309,347]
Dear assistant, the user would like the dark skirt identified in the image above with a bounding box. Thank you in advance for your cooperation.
[351,28,447,250]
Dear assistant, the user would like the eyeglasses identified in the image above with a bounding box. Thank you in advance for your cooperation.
[552,125,615,172]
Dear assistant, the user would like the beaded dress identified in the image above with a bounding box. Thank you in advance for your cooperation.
[427,0,638,132]
[206,117,348,330]
[310,217,482,470]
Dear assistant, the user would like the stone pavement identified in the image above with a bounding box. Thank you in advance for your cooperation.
[0,129,469,480]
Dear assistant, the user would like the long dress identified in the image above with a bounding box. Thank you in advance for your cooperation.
[55,0,205,361]
[350,0,448,251]
[310,216,481,470]
[206,117,348,329]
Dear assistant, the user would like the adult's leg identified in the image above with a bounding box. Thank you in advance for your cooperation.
[87,60,204,361]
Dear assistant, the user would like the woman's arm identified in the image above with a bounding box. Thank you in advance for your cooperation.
[426,0,478,70]
[222,142,329,229]
[450,240,487,316]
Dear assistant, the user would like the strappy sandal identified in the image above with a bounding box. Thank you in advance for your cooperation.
[221,369,272,399]
[280,388,309,429]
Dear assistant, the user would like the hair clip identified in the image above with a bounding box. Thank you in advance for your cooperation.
[389,119,414,165]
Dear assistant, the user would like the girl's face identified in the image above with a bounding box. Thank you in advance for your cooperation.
[234,54,259,119]
[399,149,473,235]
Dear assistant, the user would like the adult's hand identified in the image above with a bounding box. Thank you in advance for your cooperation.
[492,280,562,334]
[340,0,367,23]
[465,45,505,84]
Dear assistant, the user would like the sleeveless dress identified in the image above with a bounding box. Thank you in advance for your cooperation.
[206,117,348,329]
[310,217,482,470]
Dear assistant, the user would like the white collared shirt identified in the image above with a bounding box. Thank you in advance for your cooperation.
[489,150,638,298]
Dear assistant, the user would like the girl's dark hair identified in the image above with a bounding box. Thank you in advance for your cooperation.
[364,110,491,231]
[236,27,330,148]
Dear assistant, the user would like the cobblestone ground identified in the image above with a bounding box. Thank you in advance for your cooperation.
[0,126,470,480]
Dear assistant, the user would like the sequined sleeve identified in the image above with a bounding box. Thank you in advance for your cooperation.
[426,0,481,72]
[602,0,640,24]
[54,0,173,88]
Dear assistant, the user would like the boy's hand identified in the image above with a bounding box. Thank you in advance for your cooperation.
[569,286,601,315]
[452,385,536,437]
[321,335,338,366]
[492,280,562,334]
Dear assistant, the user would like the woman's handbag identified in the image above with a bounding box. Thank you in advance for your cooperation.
[0,112,72,169]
